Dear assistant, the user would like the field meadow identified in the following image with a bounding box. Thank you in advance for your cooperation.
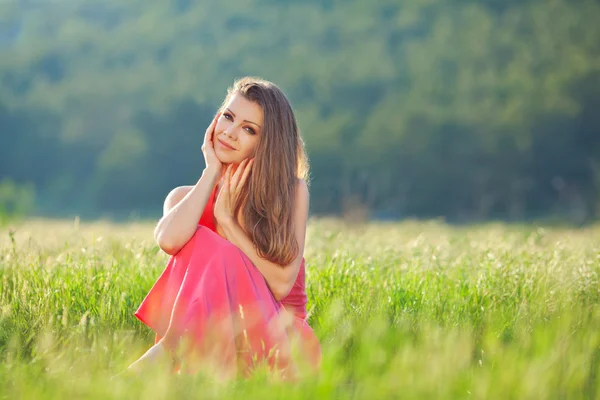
[0,217,599,399]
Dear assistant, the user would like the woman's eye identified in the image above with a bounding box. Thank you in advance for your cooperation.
[223,113,233,121]
[245,127,256,135]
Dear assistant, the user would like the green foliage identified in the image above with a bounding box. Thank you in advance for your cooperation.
[1,0,599,221]
[1,219,599,398]
[0,179,36,224]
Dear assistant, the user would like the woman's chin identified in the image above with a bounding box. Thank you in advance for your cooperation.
[214,152,230,164]
[215,157,241,170]
[216,154,238,165]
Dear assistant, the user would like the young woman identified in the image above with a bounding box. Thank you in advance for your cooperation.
[128,77,321,379]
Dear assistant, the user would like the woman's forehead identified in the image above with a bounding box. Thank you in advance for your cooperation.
[226,93,263,126]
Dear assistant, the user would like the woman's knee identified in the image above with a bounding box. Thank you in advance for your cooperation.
[191,225,231,246]
[173,226,219,258]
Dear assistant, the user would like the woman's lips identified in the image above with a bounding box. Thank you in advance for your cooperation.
[217,139,236,151]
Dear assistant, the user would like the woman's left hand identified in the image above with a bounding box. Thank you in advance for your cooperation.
[214,158,254,226]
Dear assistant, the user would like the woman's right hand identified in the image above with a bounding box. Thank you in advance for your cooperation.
[202,113,223,176]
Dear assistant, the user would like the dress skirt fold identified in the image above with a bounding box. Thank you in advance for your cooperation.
[135,225,320,377]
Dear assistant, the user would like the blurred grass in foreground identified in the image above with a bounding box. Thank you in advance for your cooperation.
[1,218,599,399]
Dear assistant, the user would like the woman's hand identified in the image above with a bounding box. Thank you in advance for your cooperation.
[214,158,254,226]
[202,113,223,176]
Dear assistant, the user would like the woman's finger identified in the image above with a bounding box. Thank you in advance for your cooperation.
[224,164,232,188]
[235,158,254,194]
[203,113,220,147]
[230,159,248,189]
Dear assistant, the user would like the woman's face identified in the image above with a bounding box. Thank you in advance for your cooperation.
[214,93,263,165]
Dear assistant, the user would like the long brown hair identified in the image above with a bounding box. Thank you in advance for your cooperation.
[218,77,310,266]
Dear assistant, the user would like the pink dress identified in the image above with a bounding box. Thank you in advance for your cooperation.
[134,184,321,378]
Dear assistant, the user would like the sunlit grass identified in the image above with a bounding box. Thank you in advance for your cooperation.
[1,218,599,399]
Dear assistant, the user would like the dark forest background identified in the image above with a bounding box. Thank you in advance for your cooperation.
[1,0,599,224]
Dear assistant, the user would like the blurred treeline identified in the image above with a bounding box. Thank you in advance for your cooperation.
[1,0,599,223]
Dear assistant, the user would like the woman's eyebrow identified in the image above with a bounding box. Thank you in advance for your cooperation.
[226,107,261,128]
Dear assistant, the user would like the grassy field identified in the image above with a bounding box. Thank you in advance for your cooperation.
[1,218,599,399]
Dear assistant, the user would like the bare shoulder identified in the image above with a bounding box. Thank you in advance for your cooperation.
[295,178,309,213]
[163,185,193,215]
[295,178,309,197]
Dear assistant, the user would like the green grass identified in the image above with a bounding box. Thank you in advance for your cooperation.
[1,218,599,399]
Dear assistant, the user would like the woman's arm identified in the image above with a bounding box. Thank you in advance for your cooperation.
[154,167,220,255]
[220,179,310,301]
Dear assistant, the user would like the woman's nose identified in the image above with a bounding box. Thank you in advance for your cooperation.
[225,129,238,140]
